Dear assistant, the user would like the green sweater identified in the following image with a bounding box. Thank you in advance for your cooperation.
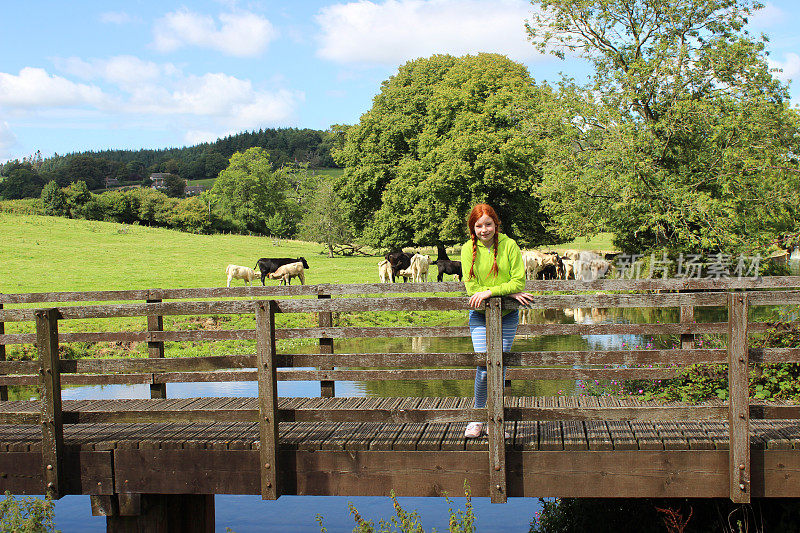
[460,233,526,297]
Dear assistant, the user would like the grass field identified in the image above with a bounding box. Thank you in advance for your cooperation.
[1,213,615,361]
[186,178,216,188]
[1,213,615,294]
[185,167,345,191]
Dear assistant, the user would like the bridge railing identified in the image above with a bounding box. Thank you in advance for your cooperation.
[0,278,799,502]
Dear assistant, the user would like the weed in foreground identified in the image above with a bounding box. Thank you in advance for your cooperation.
[317,482,476,533]
[0,491,58,532]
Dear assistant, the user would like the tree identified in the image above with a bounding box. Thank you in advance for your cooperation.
[300,179,354,257]
[41,181,67,216]
[163,174,186,198]
[0,165,46,199]
[210,148,291,235]
[335,53,559,249]
[63,180,91,218]
[55,155,112,190]
[527,0,800,255]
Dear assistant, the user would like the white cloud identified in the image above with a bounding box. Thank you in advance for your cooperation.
[0,121,18,159]
[0,68,106,108]
[315,0,542,65]
[769,53,800,83]
[152,9,277,56]
[116,71,301,128]
[99,11,139,25]
[185,129,229,145]
[54,56,179,87]
[0,61,302,155]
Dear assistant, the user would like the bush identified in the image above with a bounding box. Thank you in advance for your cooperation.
[530,498,800,533]
[616,306,800,403]
[0,198,45,215]
[63,181,91,218]
[41,182,67,217]
[169,196,211,233]
[317,484,476,533]
[0,491,57,532]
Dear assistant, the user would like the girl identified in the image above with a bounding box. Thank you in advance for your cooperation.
[460,204,534,438]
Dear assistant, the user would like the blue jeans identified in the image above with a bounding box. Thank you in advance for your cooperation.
[469,310,519,409]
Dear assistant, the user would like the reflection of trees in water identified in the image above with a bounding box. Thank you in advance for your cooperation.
[357,378,573,398]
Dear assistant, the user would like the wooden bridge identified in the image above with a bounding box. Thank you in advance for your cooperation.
[1,278,800,531]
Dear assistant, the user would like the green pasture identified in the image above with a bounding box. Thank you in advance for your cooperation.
[313,167,344,179]
[0,213,613,362]
[186,178,216,188]
[186,167,344,190]
[1,212,615,294]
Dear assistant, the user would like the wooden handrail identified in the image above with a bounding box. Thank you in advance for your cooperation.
[3,276,800,304]
[8,289,800,322]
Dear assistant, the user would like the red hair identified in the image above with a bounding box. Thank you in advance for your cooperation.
[466,203,501,281]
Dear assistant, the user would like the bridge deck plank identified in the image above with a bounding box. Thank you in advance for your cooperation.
[0,397,798,452]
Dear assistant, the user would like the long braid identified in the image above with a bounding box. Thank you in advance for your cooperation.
[490,234,499,277]
[468,234,478,280]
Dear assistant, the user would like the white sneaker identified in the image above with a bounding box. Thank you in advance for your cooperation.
[464,422,483,438]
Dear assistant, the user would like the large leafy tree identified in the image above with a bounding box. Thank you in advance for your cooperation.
[300,179,354,257]
[335,53,558,249]
[527,0,800,254]
[210,147,291,236]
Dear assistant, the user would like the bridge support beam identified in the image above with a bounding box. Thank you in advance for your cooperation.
[93,494,214,532]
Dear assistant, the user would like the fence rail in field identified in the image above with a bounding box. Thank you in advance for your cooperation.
[0,277,799,505]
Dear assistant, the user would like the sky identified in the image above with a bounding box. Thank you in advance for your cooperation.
[1,0,799,163]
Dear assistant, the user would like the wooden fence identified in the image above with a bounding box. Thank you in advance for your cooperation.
[1,277,799,503]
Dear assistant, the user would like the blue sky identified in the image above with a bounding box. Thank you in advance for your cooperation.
[1,0,799,163]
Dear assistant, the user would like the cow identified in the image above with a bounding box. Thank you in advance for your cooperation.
[268,261,305,285]
[573,258,611,282]
[255,257,310,286]
[385,249,414,283]
[562,258,575,280]
[431,243,462,282]
[226,264,260,287]
[523,250,564,280]
[378,260,392,283]
[409,254,431,282]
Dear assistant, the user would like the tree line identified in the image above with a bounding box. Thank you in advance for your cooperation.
[0,127,340,200]
[22,149,338,240]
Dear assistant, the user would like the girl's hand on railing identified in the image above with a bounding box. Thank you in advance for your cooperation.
[509,292,535,306]
[468,290,493,309]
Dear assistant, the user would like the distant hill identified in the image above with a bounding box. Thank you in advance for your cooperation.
[1,127,344,199]
[45,127,338,181]
[91,128,335,168]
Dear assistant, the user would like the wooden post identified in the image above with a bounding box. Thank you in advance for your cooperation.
[147,297,167,399]
[0,301,7,401]
[727,292,750,503]
[104,494,214,532]
[36,308,64,500]
[485,297,507,503]
[318,294,335,398]
[256,300,279,500]
[680,301,695,350]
